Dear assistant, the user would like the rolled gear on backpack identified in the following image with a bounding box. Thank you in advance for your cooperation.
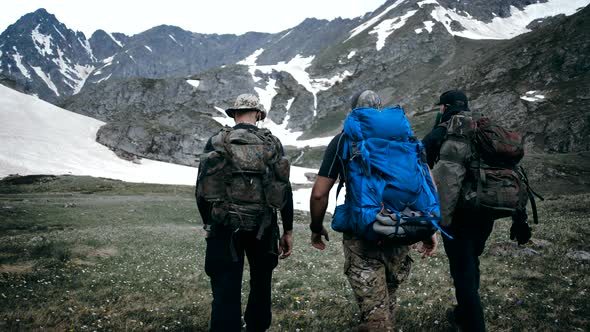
[372,207,450,245]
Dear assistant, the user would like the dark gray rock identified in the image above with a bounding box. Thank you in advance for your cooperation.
[566,250,590,261]
[89,29,126,61]
[487,241,540,257]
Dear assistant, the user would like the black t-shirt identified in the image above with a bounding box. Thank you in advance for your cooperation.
[318,132,346,180]
[196,123,294,231]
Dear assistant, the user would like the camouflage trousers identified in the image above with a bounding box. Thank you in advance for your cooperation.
[343,238,412,332]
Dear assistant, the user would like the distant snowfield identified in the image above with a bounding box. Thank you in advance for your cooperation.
[348,0,589,49]
[0,84,197,186]
[429,0,589,40]
[0,85,338,212]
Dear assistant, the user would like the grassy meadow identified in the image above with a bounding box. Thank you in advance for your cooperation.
[0,175,589,331]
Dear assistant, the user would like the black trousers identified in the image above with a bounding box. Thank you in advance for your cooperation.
[443,211,495,332]
[204,223,279,332]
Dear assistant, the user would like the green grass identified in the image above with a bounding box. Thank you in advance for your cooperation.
[1,176,589,331]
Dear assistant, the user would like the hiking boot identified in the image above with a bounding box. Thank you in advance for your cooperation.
[446,306,463,331]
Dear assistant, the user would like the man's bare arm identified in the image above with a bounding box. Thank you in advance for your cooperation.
[309,176,336,250]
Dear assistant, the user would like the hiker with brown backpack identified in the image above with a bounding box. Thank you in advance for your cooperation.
[423,90,541,331]
[195,94,294,332]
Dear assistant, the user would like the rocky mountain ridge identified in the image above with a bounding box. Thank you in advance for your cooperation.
[1,0,589,170]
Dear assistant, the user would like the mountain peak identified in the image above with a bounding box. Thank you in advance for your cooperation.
[21,8,60,27]
[32,8,50,16]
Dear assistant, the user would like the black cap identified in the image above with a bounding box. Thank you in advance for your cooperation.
[435,90,468,107]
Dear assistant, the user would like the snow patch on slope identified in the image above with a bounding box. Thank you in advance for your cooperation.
[31,25,53,56]
[278,30,293,41]
[430,0,590,40]
[520,90,546,102]
[286,97,295,111]
[71,64,94,94]
[31,66,59,96]
[106,31,123,47]
[52,25,66,40]
[418,0,438,7]
[51,48,95,94]
[346,0,406,41]
[415,20,435,34]
[168,34,182,46]
[255,78,277,113]
[370,10,418,50]
[186,79,200,89]
[234,50,352,144]
[12,49,31,79]
[237,48,264,66]
[78,37,94,60]
[238,50,351,112]
[96,73,112,84]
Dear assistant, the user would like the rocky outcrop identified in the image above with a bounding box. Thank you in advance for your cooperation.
[59,65,267,166]
[88,30,127,61]
[409,5,590,154]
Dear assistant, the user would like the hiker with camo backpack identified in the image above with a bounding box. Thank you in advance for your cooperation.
[423,90,541,331]
[195,94,294,332]
[310,90,440,331]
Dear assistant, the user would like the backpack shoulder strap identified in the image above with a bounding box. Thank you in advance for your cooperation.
[445,112,478,137]
[335,132,351,200]
[211,127,232,151]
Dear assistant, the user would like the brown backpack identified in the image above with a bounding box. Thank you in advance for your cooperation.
[442,113,541,222]
[196,127,290,235]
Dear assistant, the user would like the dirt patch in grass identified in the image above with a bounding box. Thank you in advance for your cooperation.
[69,258,97,266]
[87,247,118,258]
[0,261,35,274]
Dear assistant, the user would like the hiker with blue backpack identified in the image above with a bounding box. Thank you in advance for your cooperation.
[423,90,541,331]
[309,90,442,331]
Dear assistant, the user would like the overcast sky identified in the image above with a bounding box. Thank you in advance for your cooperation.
[0,0,385,37]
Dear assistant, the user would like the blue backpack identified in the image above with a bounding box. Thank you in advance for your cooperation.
[331,106,448,242]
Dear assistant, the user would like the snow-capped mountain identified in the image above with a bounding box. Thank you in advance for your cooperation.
[3,1,586,102]
[0,9,96,101]
[1,0,589,169]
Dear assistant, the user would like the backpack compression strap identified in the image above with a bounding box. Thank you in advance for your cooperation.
[518,166,544,224]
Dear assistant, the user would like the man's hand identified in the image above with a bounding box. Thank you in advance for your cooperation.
[510,209,532,245]
[278,231,293,259]
[204,224,212,238]
[416,233,438,258]
[510,220,532,245]
[311,226,330,250]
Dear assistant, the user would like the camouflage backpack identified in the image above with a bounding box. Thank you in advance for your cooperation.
[196,127,290,236]
[441,112,541,222]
